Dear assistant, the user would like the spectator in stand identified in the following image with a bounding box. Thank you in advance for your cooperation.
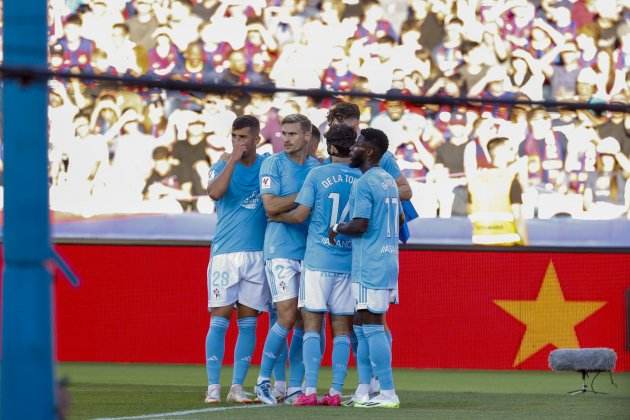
[221,51,247,85]
[35,0,630,221]
[56,14,95,73]
[168,0,203,51]
[434,110,473,217]
[469,66,515,120]
[105,23,142,76]
[433,18,464,78]
[61,112,110,202]
[127,0,159,53]
[583,137,630,219]
[321,47,356,91]
[80,0,123,49]
[148,26,182,77]
[576,25,599,68]
[142,146,189,213]
[518,108,568,192]
[176,42,220,83]
[591,0,622,50]
[199,22,232,74]
[172,115,209,197]
[192,0,221,21]
[599,94,630,158]
[355,0,397,44]
[551,41,581,100]
[107,108,160,211]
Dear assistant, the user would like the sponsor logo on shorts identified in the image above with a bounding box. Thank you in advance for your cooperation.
[213,288,221,300]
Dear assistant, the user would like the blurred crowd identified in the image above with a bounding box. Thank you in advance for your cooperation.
[33,0,630,218]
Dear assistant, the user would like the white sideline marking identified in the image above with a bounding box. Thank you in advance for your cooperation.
[93,404,269,420]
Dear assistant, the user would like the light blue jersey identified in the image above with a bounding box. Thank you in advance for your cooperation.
[260,152,320,260]
[296,163,361,273]
[210,155,267,256]
[324,151,401,179]
[349,166,399,290]
[380,151,401,180]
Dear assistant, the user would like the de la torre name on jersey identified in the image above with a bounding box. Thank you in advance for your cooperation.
[320,173,356,189]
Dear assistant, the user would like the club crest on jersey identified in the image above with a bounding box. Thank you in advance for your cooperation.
[261,176,272,189]
[241,191,261,209]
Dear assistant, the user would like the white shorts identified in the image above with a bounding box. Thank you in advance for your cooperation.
[265,258,301,303]
[352,283,393,314]
[207,251,270,312]
[298,269,354,315]
[390,282,399,304]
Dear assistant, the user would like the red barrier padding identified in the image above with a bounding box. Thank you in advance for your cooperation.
[4,245,628,370]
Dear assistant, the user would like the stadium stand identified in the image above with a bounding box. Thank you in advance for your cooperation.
[7,0,630,220]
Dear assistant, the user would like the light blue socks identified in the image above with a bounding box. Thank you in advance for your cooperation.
[205,316,229,385]
[363,324,394,391]
[232,316,257,385]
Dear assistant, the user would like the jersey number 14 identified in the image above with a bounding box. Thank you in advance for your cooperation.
[328,192,350,227]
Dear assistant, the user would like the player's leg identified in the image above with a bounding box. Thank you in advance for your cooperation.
[372,288,397,395]
[205,254,239,403]
[293,269,328,405]
[295,310,323,406]
[269,307,287,399]
[348,283,373,405]
[256,259,301,404]
[354,288,399,409]
[229,252,268,398]
[321,273,353,406]
[286,310,305,402]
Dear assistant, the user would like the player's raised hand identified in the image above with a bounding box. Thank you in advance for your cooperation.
[230,142,247,163]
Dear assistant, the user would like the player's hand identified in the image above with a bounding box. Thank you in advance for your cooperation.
[328,227,337,245]
[229,143,247,163]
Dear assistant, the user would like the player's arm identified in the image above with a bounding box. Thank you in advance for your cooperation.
[328,217,368,245]
[396,175,412,200]
[261,193,298,217]
[207,143,246,200]
[269,204,311,224]
[381,152,412,200]
[271,171,316,223]
[510,176,528,246]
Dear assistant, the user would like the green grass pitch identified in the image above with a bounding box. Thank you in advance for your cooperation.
[58,363,630,419]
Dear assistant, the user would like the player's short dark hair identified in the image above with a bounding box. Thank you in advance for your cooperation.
[327,102,360,125]
[281,113,312,133]
[325,124,356,157]
[359,128,388,161]
[232,115,260,134]
[152,146,170,160]
[487,137,509,157]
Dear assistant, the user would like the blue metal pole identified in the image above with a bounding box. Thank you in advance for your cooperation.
[1,0,55,419]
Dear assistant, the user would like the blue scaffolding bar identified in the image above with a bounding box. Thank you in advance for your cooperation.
[1,0,55,419]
